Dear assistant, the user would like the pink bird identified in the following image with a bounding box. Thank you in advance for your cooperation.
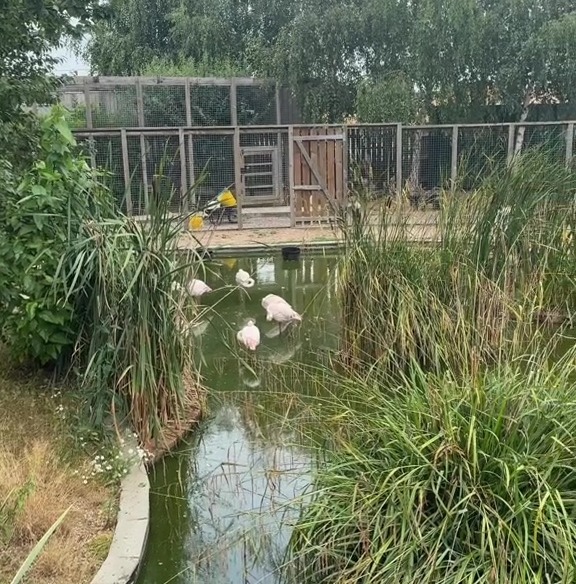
[187,278,212,298]
[237,320,261,351]
[263,296,302,334]
[261,294,290,310]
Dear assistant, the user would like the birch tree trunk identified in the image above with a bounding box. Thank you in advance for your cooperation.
[513,91,533,158]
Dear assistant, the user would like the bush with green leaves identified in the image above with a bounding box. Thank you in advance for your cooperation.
[0,106,113,365]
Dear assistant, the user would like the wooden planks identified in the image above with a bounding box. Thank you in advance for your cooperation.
[291,125,345,222]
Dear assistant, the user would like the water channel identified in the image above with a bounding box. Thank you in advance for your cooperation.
[137,251,340,584]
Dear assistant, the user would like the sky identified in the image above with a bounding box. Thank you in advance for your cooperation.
[51,44,90,75]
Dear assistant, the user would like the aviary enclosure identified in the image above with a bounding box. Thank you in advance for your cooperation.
[61,76,576,228]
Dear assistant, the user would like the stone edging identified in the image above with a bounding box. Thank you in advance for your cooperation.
[90,459,150,584]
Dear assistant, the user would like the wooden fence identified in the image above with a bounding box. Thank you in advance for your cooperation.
[72,120,576,228]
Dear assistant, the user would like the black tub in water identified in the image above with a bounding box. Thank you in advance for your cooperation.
[281,246,301,261]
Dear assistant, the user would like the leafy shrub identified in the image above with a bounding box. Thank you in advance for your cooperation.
[0,106,113,365]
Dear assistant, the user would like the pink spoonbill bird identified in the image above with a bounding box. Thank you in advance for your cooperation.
[237,320,261,351]
[187,278,212,298]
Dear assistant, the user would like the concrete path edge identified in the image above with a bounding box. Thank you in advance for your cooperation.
[90,459,150,584]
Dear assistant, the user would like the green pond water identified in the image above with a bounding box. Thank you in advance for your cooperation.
[137,252,340,584]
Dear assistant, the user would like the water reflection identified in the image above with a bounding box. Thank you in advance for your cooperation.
[138,252,339,584]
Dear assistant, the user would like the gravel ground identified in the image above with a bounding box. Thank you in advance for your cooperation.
[179,210,440,249]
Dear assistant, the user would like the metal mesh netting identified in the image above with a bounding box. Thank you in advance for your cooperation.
[192,133,234,207]
[76,132,186,215]
[457,125,509,189]
[347,125,397,195]
[65,86,139,129]
[520,124,566,163]
[190,86,231,126]
[61,78,291,129]
[237,85,277,126]
[143,85,187,127]
[402,127,452,209]
[142,135,183,213]
[90,87,138,128]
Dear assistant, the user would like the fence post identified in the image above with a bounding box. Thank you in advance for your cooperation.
[342,124,348,207]
[507,124,515,166]
[178,128,188,214]
[184,79,196,208]
[230,79,238,126]
[120,129,132,216]
[566,123,574,169]
[83,80,97,169]
[451,125,458,189]
[396,123,403,195]
[288,125,295,227]
[234,126,243,229]
[275,83,282,124]
[135,79,149,209]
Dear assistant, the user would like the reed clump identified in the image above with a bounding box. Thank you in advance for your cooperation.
[288,353,576,584]
[338,149,576,373]
[285,149,576,584]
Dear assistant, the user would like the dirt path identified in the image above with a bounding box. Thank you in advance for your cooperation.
[179,211,440,250]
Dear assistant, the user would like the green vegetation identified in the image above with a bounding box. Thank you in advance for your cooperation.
[1,0,105,168]
[288,356,576,583]
[87,0,576,123]
[283,151,576,583]
[339,150,576,373]
[0,106,202,446]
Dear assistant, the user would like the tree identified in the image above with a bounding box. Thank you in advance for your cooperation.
[356,75,422,124]
[1,0,105,166]
[87,0,176,75]
[85,0,576,126]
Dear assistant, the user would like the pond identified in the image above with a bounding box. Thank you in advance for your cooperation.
[136,251,340,584]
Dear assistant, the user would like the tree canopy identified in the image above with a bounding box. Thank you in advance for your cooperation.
[1,0,105,165]
[86,0,576,123]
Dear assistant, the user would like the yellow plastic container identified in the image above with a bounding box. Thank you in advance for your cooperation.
[189,214,205,231]
[217,189,236,208]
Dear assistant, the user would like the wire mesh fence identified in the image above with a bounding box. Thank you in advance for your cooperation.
[347,125,398,196]
[72,121,576,229]
[457,125,509,190]
[60,77,293,130]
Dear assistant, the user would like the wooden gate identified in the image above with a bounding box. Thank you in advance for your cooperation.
[290,126,346,224]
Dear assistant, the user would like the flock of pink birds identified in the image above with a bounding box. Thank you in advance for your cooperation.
[185,268,303,352]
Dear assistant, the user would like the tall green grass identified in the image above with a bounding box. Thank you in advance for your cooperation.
[286,352,576,583]
[51,145,205,448]
[338,149,576,373]
[282,148,576,583]
[57,193,203,448]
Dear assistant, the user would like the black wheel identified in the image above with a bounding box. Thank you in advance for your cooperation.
[208,209,225,225]
[226,208,238,223]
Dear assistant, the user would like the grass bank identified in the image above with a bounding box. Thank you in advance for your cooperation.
[0,350,118,584]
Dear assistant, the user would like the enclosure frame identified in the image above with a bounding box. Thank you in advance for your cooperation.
[71,118,576,230]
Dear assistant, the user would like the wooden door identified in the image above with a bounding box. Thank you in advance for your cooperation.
[291,126,346,223]
[240,146,281,206]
